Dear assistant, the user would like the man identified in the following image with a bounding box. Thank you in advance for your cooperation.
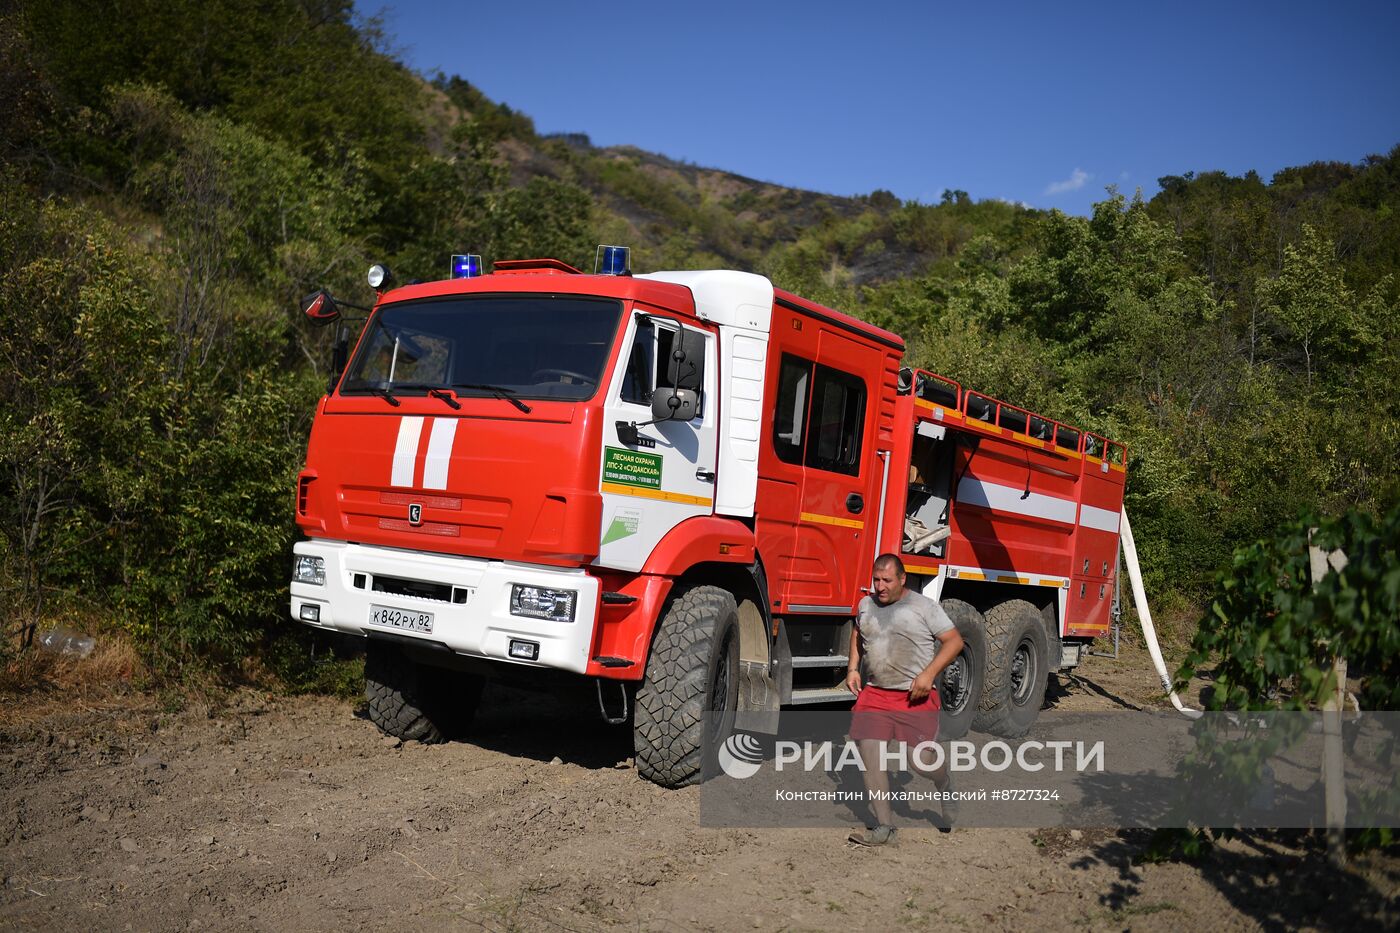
[845,553,964,846]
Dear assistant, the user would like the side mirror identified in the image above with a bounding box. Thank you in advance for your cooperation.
[301,290,341,327]
[651,387,698,423]
[667,328,705,390]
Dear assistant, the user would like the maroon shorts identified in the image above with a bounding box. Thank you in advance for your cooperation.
[849,685,941,745]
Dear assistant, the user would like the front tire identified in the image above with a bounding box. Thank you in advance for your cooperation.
[938,598,987,740]
[365,643,480,743]
[634,585,740,788]
[975,599,1049,738]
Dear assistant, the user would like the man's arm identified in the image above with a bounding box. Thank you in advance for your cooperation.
[845,623,862,695]
[908,627,963,703]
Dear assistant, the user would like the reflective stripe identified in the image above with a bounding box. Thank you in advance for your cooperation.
[421,418,457,490]
[956,477,1077,525]
[947,564,1068,588]
[601,482,713,507]
[800,511,865,530]
[1078,504,1121,533]
[391,417,424,487]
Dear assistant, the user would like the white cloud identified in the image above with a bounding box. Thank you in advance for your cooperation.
[1045,168,1090,196]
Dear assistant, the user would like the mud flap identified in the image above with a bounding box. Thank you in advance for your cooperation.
[737,659,780,734]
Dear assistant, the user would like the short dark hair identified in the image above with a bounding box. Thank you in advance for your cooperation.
[873,553,906,577]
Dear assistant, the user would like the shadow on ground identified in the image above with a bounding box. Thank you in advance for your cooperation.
[1065,829,1400,931]
[455,680,634,770]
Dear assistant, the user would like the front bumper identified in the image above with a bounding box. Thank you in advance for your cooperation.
[290,540,598,673]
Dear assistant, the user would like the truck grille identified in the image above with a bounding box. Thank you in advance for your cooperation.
[370,575,454,603]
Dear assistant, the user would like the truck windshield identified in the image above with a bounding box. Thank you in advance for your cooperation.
[340,295,623,402]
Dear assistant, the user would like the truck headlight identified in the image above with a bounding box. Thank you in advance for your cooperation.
[293,555,326,585]
[510,585,576,622]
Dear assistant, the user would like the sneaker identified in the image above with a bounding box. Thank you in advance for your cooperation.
[848,825,897,846]
[938,772,959,830]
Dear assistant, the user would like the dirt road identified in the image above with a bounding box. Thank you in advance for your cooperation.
[1,644,1396,931]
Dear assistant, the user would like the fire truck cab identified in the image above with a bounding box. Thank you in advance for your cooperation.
[289,252,1127,787]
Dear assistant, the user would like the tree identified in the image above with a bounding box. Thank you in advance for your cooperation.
[0,180,169,647]
[1257,225,1355,389]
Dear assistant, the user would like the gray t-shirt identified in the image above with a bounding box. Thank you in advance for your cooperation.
[856,590,956,690]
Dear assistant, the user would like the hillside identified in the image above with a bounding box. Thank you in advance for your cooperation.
[1,0,1398,682]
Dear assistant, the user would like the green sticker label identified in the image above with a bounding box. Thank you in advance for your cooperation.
[602,509,641,546]
[603,446,663,490]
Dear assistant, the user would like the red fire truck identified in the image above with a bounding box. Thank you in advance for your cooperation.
[290,249,1127,787]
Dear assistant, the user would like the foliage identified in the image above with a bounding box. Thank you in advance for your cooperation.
[0,171,320,670]
[1175,505,1400,711]
[0,180,170,643]
[20,0,427,195]
[433,73,537,142]
[264,628,365,699]
[1147,505,1400,860]
[2,0,1398,696]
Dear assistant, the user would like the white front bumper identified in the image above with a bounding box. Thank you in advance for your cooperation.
[289,540,598,673]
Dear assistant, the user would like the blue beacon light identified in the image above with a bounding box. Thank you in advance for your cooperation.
[451,253,482,279]
[595,245,631,276]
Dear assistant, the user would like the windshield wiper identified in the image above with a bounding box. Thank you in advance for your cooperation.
[384,383,464,410]
[368,386,400,407]
[452,383,532,414]
[427,388,462,410]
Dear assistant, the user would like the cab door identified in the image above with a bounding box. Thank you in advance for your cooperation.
[597,311,718,572]
[785,330,881,612]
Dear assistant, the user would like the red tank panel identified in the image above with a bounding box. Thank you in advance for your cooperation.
[882,372,1128,636]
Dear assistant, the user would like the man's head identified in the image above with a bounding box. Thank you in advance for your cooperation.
[871,553,907,606]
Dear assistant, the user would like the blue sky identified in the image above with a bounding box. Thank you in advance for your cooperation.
[373,0,1400,214]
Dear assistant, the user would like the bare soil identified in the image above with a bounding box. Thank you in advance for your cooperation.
[2,639,1396,932]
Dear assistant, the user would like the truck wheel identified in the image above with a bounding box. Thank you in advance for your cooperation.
[937,598,987,740]
[634,585,740,789]
[365,643,480,743]
[975,599,1049,738]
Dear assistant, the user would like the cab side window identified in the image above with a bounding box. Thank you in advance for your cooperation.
[621,318,656,404]
[771,353,866,476]
[620,316,705,416]
[806,366,865,475]
[773,356,812,465]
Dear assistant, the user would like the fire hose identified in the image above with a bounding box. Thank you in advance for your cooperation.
[1118,507,1202,719]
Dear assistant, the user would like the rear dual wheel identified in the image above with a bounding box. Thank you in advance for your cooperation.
[937,598,987,740]
[975,599,1049,738]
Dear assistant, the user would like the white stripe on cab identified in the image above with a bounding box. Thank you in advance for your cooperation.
[391,416,424,487]
[421,418,458,490]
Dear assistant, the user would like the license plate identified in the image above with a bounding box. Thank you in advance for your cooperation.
[368,604,434,634]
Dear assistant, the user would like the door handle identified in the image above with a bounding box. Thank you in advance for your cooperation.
[846,492,864,514]
[696,468,715,483]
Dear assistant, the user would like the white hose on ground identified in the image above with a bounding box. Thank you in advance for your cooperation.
[1119,507,1202,719]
